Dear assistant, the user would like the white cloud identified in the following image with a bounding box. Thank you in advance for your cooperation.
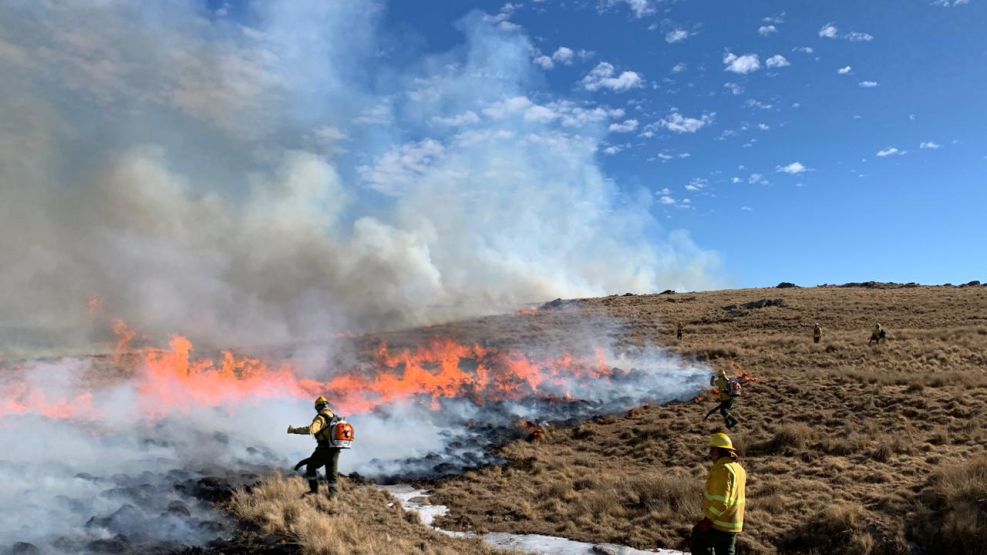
[932,0,970,6]
[603,145,624,155]
[731,177,742,183]
[657,153,674,161]
[765,55,790,68]
[659,195,676,205]
[354,103,394,125]
[920,141,941,150]
[665,29,690,43]
[608,119,639,133]
[552,47,575,64]
[524,104,560,123]
[656,111,715,134]
[723,52,761,74]
[533,55,554,70]
[431,111,481,127]
[845,32,874,42]
[684,178,707,192]
[837,66,852,74]
[876,146,906,157]
[819,23,839,38]
[793,46,814,54]
[671,62,687,73]
[581,62,644,92]
[483,3,522,31]
[776,161,809,174]
[820,23,875,42]
[758,25,777,36]
[740,206,753,211]
[757,123,770,131]
[482,96,534,118]
[748,173,767,185]
[605,0,655,18]
[723,82,744,95]
[745,98,773,110]
[858,81,878,88]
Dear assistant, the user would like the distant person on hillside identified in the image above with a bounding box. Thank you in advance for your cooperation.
[869,323,886,345]
[677,321,684,340]
[704,368,739,429]
[690,433,747,555]
[813,322,822,344]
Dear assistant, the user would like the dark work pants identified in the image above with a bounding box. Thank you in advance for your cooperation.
[706,399,738,428]
[690,525,737,555]
[305,444,340,495]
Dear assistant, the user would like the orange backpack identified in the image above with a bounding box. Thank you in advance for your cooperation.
[330,420,355,449]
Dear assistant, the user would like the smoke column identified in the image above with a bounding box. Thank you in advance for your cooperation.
[0,1,721,354]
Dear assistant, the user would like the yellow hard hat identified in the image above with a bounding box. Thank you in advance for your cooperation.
[709,433,735,451]
[717,367,728,378]
[314,395,329,408]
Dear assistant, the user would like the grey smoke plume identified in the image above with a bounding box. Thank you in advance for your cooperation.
[0,1,721,354]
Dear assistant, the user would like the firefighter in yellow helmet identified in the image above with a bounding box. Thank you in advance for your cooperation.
[690,433,747,555]
[704,368,739,429]
[288,395,342,498]
[813,322,822,344]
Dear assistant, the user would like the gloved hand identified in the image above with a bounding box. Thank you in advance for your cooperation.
[696,518,713,534]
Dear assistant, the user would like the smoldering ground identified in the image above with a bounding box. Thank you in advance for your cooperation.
[0,342,709,553]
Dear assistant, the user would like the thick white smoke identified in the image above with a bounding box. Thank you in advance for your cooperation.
[0,1,721,354]
[0,348,708,552]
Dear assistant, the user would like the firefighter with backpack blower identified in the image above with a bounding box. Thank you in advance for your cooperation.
[704,368,740,429]
[288,395,355,499]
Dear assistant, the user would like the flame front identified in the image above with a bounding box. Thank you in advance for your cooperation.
[1,327,615,421]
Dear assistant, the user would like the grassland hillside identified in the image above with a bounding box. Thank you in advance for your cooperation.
[232,285,987,554]
[425,285,987,555]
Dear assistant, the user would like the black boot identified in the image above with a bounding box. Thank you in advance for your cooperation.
[302,479,319,497]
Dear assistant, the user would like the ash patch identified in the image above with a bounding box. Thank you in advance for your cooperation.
[0,419,287,555]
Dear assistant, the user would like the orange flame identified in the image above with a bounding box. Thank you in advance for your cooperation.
[1,323,615,421]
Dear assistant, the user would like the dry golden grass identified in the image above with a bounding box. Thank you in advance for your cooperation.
[229,474,501,555]
[414,285,987,554]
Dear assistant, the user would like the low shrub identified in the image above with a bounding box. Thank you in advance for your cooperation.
[909,455,987,554]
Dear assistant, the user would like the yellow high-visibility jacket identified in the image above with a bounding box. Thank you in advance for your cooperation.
[290,408,337,443]
[714,376,732,402]
[704,456,747,533]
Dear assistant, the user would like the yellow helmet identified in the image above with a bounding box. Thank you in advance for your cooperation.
[314,395,329,409]
[717,367,728,378]
[709,433,735,451]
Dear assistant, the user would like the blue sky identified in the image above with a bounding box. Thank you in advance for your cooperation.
[2,1,986,345]
[379,0,987,286]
